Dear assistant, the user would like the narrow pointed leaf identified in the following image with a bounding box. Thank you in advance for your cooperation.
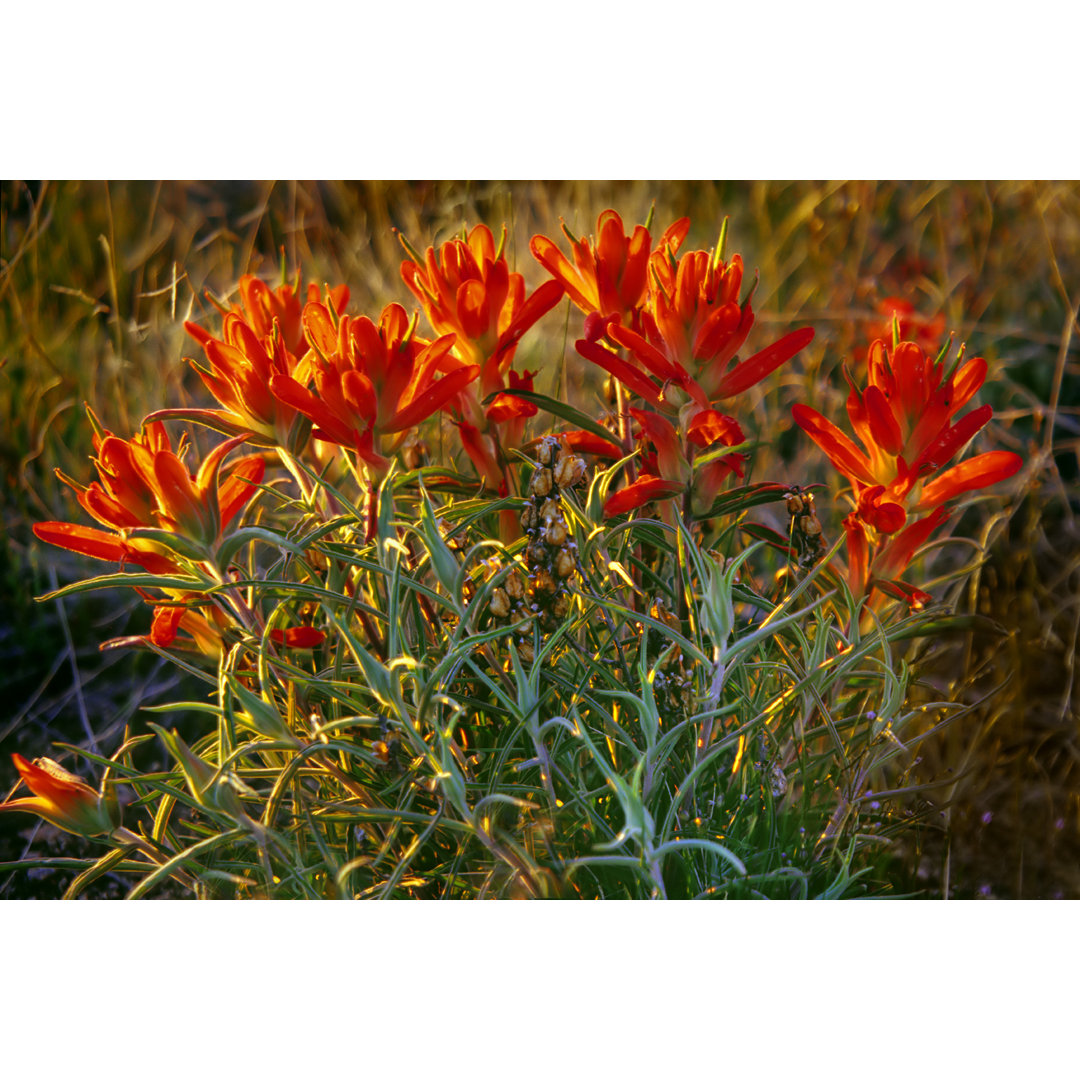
[484,387,626,450]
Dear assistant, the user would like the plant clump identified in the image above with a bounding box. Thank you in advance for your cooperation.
[2,203,1028,900]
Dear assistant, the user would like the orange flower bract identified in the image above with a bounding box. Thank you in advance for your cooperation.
[531,209,689,327]
[602,406,746,519]
[601,244,815,410]
[180,275,349,445]
[401,224,563,402]
[1,754,113,837]
[794,337,1023,601]
[793,339,1021,526]
[401,224,564,494]
[270,301,479,473]
[220,273,349,360]
[34,415,265,571]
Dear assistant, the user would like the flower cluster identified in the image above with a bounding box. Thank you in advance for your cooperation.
[400,224,564,495]
[793,337,1022,604]
[34,411,264,571]
[34,212,1025,632]
[530,209,688,329]
[531,210,814,518]
[179,273,350,447]
[270,301,476,475]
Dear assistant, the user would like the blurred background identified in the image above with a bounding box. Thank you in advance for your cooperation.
[2,179,1077,898]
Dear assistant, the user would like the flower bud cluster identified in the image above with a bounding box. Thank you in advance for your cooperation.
[489,437,586,648]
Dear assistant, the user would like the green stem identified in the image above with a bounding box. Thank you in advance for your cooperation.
[111,826,198,893]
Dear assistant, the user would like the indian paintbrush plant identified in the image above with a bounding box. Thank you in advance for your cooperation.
[4,207,1024,899]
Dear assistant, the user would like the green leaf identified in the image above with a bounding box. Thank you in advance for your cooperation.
[694,482,792,521]
[62,846,132,900]
[142,407,268,442]
[225,675,293,742]
[125,527,212,563]
[39,571,207,602]
[215,526,309,567]
[651,837,746,877]
[126,830,243,900]
[414,482,463,603]
[586,450,641,523]
[691,439,754,469]
[483,388,621,450]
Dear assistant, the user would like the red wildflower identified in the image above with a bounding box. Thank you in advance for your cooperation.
[148,600,231,657]
[457,420,506,493]
[147,597,325,656]
[597,242,814,409]
[602,406,745,518]
[34,413,265,571]
[270,301,479,474]
[603,474,686,518]
[400,224,565,497]
[531,209,689,329]
[861,297,946,360]
[1,754,113,837]
[794,339,1021,524]
[206,272,350,359]
[483,367,541,458]
[179,275,349,445]
[401,223,563,402]
[269,626,326,649]
[794,337,1022,601]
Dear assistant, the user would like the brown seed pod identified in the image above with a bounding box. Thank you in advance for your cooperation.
[505,572,525,600]
[554,548,576,579]
[554,454,585,489]
[543,520,568,547]
[490,587,510,618]
[536,438,557,467]
[527,540,549,568]
[551,593,571,619]
[532,567,558,595]
[530,468,554,498]
[539,498,561,524]
[801,515,822,538]
[520,502,539,531]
